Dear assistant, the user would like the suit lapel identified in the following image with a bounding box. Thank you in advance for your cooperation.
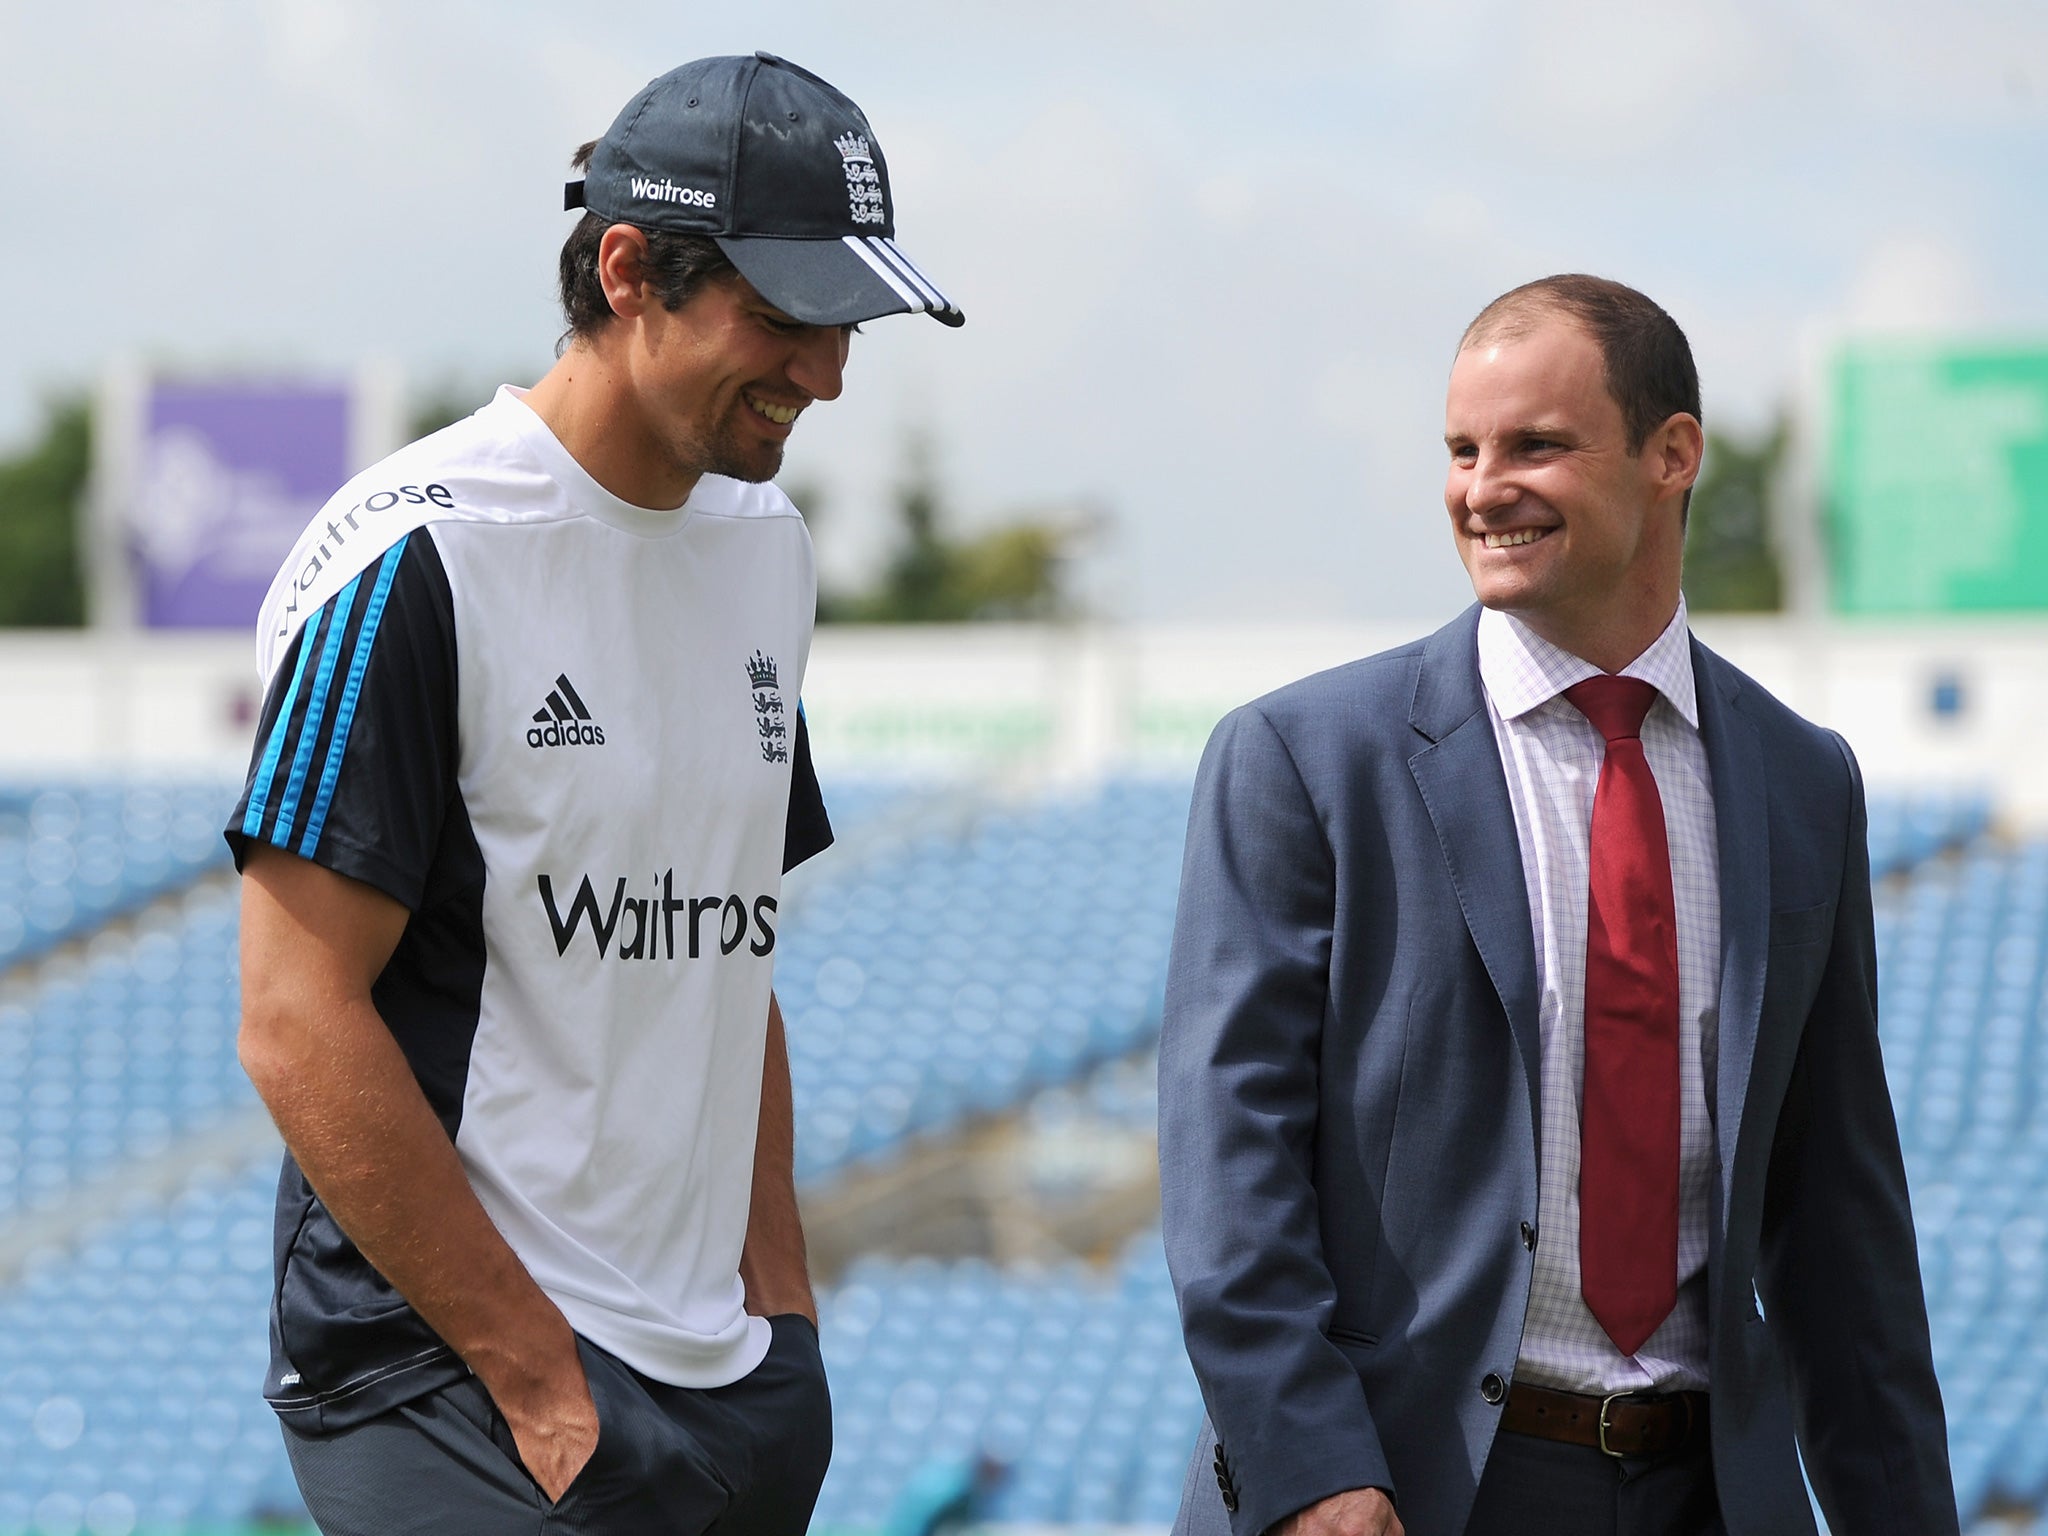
[1692,639,1770,1224]
[1407,608,1543,1143]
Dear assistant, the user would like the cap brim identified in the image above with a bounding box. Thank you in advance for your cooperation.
[716,234,965,328]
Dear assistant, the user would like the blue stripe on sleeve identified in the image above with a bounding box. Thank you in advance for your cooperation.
[299,542,407,858]
[269,574,364,849]
[241,607,327,842]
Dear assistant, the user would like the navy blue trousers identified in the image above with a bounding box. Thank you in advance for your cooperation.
[1462,1426,1723,1536]
[282,1315,831,1536]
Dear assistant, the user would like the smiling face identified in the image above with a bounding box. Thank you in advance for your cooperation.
[1443,312,1699,670]
[523,230,859,510]
[624,271,852,489]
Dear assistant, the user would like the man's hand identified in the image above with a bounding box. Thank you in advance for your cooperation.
[489,1353,601,1503]
[237,846,606,1503]
[1274,1488,1404,1536]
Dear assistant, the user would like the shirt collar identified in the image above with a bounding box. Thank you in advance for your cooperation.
[496,385,694,538]
[1476,597,1699,729]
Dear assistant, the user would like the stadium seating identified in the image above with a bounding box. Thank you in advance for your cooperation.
[0,775,1980,1216]
[0,783,233,969]
[804,796,2037,1531]
[812,1233,1203,1531]
[0,1156,291,1535]
[776,777,1191,1182]
[0,888,248,1220]
[1876,838,2048,1521]
[0,777,2039,1534]
[0,778,927,1220]
[1866,789,1993,880]
[0,772,910,978]
[774,782,1984,1185]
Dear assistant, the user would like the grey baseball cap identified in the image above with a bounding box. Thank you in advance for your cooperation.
[565,52,963,328]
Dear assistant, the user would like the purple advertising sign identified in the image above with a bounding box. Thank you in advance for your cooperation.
[132,383,353,629]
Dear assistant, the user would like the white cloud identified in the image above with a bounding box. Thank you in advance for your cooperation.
[1420,191,1492,248]
[1509,0,1771,141]
[1,0,2042,626]
[1842,235,1987,334]
[1796,0,2048,125]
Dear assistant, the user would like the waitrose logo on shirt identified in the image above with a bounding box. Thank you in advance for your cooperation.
[538,870,775,960]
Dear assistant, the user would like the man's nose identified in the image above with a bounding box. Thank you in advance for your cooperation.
[1462,451,1517,516]
[787,327,848,403]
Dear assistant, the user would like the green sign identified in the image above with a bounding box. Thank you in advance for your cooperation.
[809,701,1054,759]
[1828,342,2048,613]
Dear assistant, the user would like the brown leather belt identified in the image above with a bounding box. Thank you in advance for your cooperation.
[1501,1383,1709,1458]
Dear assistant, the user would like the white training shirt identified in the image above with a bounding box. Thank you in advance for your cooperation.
[229,387,832,1429]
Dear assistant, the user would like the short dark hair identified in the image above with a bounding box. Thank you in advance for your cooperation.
[1459,274,1701,452]
[556,140,738,348]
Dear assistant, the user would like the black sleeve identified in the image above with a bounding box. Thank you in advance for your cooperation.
[782,704,833,873]
[226,530,458,910]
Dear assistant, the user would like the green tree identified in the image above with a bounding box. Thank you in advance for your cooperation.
[0,397,91,626]
[1685,415,1787,612]
[832,436,1084,623]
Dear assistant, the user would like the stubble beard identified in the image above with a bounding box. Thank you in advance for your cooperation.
[668,406,784,486]
[704,418,785,484]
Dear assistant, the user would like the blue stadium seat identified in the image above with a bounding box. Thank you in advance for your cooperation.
[0,779,2042,1531]
[0,889,249,1215]
[0,780,236,969]
[781,776,1191,1182]
[0,1158,297,1530]
[810,1231,1203,1526]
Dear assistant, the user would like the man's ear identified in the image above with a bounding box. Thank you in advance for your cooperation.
[1651,412,1706,503]
[596,224,653,321]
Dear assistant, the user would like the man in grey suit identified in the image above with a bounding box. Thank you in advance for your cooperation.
[1158,275,1956,1536]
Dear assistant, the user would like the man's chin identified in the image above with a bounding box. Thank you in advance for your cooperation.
[1475,591,1537,612]
[1465,570,1543,614]
[704,440,786,485]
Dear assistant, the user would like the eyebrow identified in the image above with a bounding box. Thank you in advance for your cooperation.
[1443,422,1575,448]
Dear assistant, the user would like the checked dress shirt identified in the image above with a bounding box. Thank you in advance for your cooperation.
[1475,599,1721,1395]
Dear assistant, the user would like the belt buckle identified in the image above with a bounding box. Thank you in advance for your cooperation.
[1597,1391,1632,1458]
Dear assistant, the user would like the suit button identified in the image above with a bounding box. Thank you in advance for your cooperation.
[1213,1441,1238,1512]
[1481,1372,1507,1404]
[1520,1221,1537,1251]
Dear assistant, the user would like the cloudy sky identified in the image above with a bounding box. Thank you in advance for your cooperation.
[4,0,2043,622]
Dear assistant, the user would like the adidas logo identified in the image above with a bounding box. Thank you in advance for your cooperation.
[526,673,607,749]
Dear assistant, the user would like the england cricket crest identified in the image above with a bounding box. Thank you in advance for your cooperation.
[746,651,789,765]
[834,131,886,228]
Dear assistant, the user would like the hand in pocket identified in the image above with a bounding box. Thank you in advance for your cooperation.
[492,1354,601,1503]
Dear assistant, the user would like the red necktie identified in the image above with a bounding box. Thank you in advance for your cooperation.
[1564,675,1679,1358]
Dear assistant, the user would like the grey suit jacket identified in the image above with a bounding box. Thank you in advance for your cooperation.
[1158,607,1957,1536]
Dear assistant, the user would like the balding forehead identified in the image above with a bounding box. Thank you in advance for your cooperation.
[1459,294,1580,354]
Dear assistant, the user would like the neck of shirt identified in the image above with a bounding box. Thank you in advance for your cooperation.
[1478,600,1699,730]
[496,385,696,539]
